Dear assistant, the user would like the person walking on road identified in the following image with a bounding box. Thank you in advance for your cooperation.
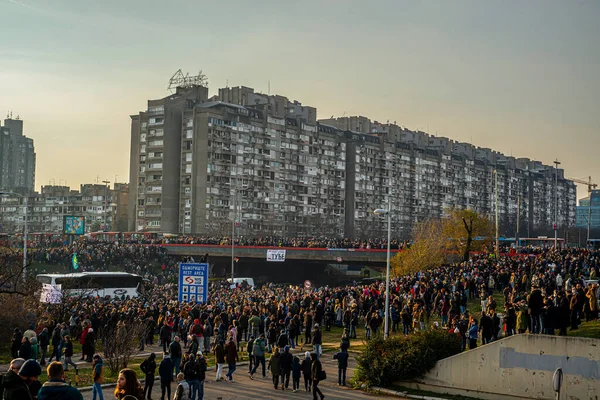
[169,336,182,380]
[333,347,349,386]
[280,345,293,391]
[301,351,312,392]
[214,340,226,381]
[140,353,156,400]
[267,347,281,390]
[292,355,302,392]
[311,352,325,400]
[158,355,172,400]
[91,355,104,400]
[224,338,238,382]
[249,333,266,379]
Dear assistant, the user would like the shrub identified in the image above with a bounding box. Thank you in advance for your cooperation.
[354,329,461,387]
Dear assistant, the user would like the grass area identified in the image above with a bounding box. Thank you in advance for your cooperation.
[567,320,600,339]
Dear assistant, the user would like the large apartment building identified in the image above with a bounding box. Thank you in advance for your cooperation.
[0,183,129,234]
[128,83,576,239]
[0,117,36,194]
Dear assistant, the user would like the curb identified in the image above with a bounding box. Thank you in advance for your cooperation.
[371,386,448,400]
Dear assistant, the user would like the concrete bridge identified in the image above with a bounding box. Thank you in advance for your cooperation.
[160,244,401,265]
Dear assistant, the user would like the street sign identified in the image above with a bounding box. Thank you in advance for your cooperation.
[304,280,312,289]
[267,249,286,262]
[178,263,209,303]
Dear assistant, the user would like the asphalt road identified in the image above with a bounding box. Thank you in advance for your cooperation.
[98,355,394,400]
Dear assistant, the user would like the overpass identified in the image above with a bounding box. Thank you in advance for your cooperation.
[160,244,401,265]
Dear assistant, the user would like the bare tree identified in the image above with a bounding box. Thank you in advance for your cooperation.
[102,318,146,374]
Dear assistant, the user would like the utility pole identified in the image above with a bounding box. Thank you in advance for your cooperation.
[231,182,238,281]
[102,180,110,231]
[494,169,499,256]
[516,193,521,251]
[553,159,561,248]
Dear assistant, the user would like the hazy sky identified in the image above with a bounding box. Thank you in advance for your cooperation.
[1,0,598,198]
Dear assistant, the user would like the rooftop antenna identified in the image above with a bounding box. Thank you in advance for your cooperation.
[226,79,228,88]
[268,81,271,95]
[167,69,208,93]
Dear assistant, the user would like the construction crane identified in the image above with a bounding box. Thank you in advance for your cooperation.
[569,176,598,244]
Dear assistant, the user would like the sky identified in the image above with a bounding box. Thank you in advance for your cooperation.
[1,0,598,198]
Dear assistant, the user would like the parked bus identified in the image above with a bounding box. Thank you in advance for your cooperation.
[36,272,144,298]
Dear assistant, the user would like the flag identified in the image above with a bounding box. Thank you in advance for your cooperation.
[72,253,79,270]
[234,257,239,263]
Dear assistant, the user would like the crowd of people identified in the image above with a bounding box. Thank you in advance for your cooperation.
[1,244,599,399]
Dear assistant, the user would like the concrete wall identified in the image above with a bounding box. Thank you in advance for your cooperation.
[401,334,600,400]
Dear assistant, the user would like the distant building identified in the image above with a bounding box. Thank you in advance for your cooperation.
[0,183,129,234]
[128,83,577,238]
[576,190,600,230]
[0,117,36,194]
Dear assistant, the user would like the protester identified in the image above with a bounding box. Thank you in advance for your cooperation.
[333,347,349,386]
[311,352,325,400]
[37,361,83,400]
[158,355,172,400]
[114,368,144,400]
[91,355,104,400]
[3,359,42,400]
[139,353,156,400]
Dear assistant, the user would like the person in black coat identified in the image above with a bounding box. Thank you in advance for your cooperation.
[158,355,172,400]
[140,353,157,400]
[280,346,293,390]
[333,348,349,386]
[301,351,312,392]
[11,329,22,359]
[38,328,50,366]
[18,337,31,360]
[49,326,62,363]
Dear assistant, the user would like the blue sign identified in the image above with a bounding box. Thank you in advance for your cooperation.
[178,263,209,303]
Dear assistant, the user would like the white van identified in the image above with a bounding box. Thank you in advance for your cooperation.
[227,277,255,289]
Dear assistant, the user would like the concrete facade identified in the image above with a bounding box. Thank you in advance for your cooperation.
[0,183,129,233]
[0,117,36,194]
[129,84,577,238]
[402,334,600,400]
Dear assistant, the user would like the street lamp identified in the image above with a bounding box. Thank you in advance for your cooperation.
[0,191,28,275]
[553,159,561,248]
[374,206,391,339]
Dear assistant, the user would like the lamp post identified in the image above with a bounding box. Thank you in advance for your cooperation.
[0,191,28,275]
[494,170,499,256]
[553,159,561,248]
[374,206,392,339]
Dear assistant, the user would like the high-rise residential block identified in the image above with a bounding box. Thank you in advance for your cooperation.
[0,117,36,194]
[128,83,576,238]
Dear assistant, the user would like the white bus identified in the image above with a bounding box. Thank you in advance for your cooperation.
[36,272,144,298]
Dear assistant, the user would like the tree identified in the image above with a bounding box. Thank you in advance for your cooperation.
[391,218,446,276]
[442,208,494,262]
[103,318,146,374]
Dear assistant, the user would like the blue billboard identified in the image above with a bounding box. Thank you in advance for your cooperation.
[63,216,85,235]
[178,263,209,303]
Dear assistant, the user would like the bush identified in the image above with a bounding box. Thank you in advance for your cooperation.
[354,330,461,387]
